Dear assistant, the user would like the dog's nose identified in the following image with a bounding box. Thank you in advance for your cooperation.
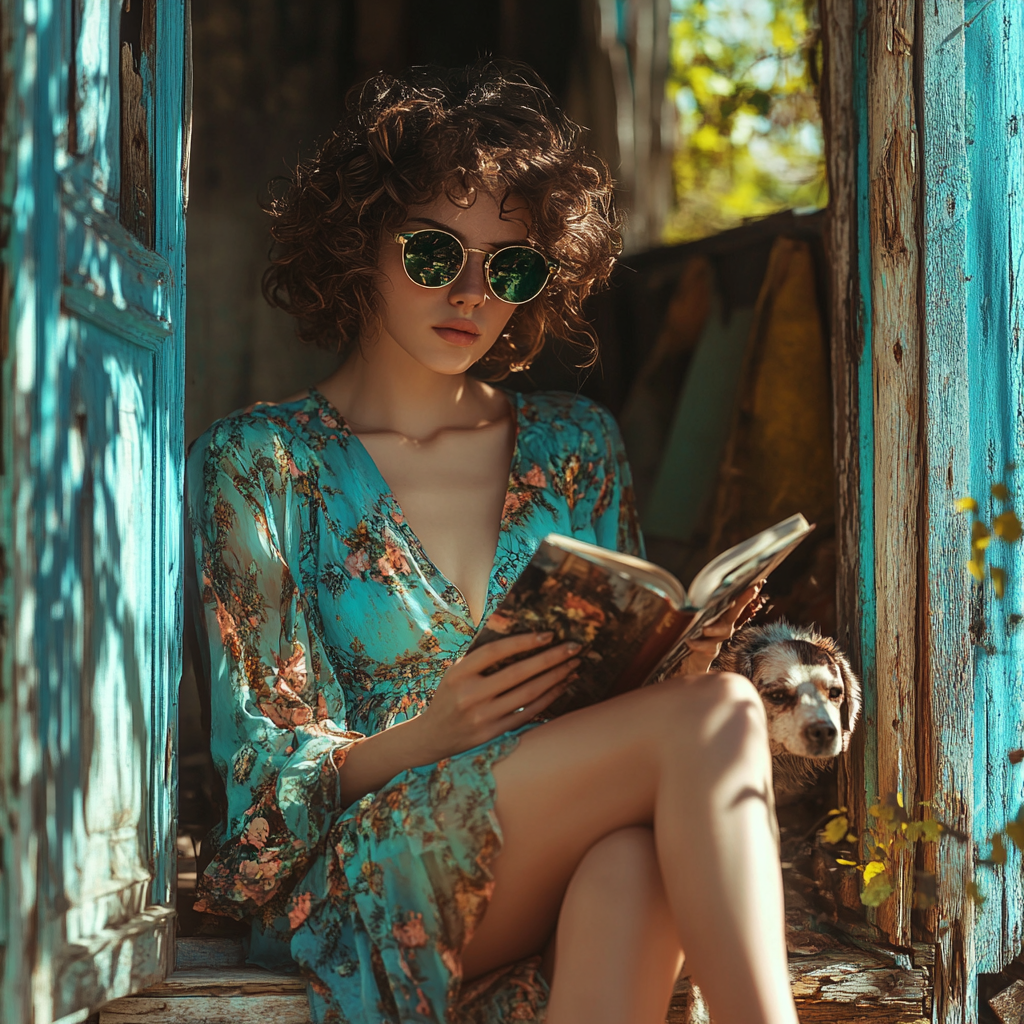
[804,722,838,747]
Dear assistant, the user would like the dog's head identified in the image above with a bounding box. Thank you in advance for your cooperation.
[714,621,862,760]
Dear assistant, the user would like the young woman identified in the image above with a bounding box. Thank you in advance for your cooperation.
[187,61,798,1024]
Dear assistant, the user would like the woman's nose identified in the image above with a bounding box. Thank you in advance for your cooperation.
[448,253,488,307]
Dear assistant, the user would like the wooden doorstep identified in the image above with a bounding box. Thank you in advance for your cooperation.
[99,939,932,1023]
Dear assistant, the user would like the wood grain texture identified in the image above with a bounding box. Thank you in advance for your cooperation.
[990,979,1024,1024]
[144,969,306,997]
[919,1,976,1020]
[99,994,311,1024]
[865,0,922,946]
[666,949,928,1023]
[821,0,870,845]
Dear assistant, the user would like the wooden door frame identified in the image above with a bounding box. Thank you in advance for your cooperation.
[823,0,1024,1020]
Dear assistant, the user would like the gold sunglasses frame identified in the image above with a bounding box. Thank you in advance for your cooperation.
[393,229,560,305]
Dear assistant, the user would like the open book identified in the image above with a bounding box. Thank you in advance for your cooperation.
[468,513,813,718]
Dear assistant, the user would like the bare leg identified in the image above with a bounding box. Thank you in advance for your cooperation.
[544,827,684,1024]
[460,672,797,1024]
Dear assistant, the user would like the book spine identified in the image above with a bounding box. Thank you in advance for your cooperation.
[606,607,695,697]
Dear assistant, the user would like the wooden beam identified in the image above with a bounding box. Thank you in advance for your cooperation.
[821,0,869,847]
[919,0,976,1020]
[865,0,923,946]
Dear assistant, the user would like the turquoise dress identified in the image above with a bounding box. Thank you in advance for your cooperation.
[187,387,642,1023]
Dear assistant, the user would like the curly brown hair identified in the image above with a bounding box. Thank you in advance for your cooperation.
[261,59,621,379]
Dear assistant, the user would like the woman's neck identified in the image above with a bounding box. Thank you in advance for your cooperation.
[317,331,508,441]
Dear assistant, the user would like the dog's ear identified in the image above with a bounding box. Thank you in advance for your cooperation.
[835,652,862,751]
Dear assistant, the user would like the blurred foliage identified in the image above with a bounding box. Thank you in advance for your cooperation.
[957,477,1022,599]
[664,0,827,243]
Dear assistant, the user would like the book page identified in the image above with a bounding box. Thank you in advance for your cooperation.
[547,535,687,609]
[685,513,812,610]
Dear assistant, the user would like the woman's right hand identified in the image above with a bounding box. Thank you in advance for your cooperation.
[413,632,581,762]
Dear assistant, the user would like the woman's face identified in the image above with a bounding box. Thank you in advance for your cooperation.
[374,190,531,376]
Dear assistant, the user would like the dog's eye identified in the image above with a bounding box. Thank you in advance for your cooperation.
[829,687,843,700]
[764,691,790,705]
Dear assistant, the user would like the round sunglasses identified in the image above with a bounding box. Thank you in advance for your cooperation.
[393,229,559,305]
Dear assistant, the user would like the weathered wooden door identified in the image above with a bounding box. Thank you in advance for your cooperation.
[825,0,1024,1020]
[0,1,188,1021]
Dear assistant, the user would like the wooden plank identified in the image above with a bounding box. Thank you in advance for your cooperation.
[961,0,1024,978]
[98,995,309,1024]
[144,970,306,997]
[865,0,922,946]
[667,949,928,1023]
[990,980,1024,1024]
[919,1,977,1021]
[821,0,870,846]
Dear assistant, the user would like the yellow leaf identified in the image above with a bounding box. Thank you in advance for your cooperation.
[822,815,849,844]
[863,861,887,885]
[896,791,904,808]
[920,819,943,842]
[966,880,986,906]
[967,554,986,581]
[846,834,858,844]
[860,870,894,907]
[991,566,1007,599]
[993,511,1023,542]
[973,520,991,547]
[955,496,979,513]
[835,858,859,866]
[991,483,1011,501]
[828,807,848,816]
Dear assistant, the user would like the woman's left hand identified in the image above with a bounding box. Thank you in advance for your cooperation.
[678,579,767,675]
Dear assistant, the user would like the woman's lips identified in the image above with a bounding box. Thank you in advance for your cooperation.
[432,325,481,346]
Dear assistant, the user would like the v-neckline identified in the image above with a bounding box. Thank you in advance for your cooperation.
[307,386,522,629]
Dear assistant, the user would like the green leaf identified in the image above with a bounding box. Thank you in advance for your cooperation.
[860,870,894,907]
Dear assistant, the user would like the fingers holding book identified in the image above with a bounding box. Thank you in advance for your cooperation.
[417,632,581,760]
[681,580,768,675]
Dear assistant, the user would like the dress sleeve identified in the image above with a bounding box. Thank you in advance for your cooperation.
[587,403,646,558]
[186,424,363,919]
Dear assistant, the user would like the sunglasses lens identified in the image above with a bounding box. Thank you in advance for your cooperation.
[487,247,551,303]
[401,230,464,287]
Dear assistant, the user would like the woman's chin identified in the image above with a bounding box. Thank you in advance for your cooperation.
[396,335,497,376]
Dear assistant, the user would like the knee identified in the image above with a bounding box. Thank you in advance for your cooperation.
[569,827,663,905]
[658,671,769,757]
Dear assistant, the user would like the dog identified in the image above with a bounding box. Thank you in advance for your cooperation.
[712,621,862,802]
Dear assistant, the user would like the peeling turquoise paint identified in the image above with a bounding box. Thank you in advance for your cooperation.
[963,0,1024,972]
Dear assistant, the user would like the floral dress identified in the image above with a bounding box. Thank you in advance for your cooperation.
[186,387,643,1023]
